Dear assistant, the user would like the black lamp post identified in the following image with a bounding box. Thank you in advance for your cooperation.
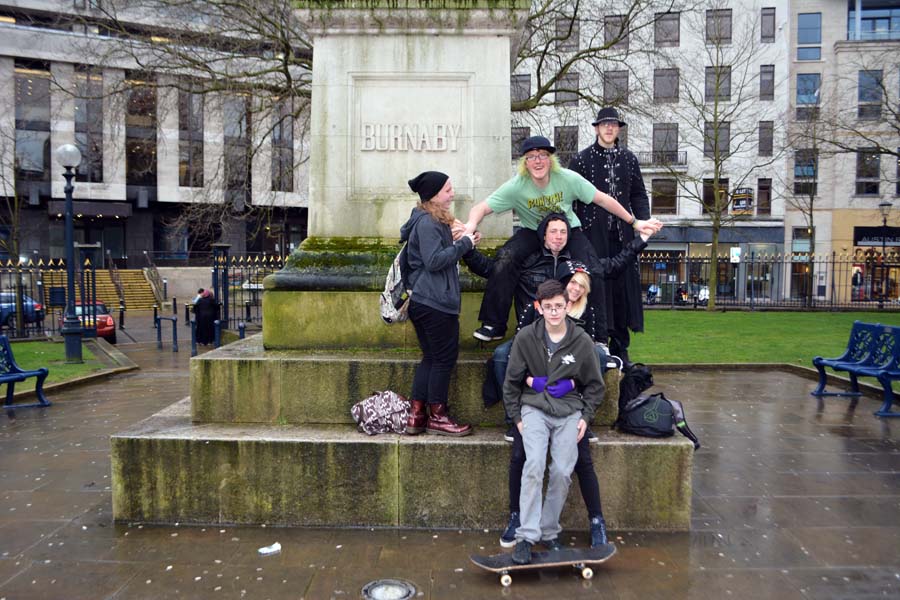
[55,144,83,363]
[878,201,892,309]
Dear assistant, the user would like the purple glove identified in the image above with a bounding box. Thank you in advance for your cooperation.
[547,379,576,398]
[529,376,548,392]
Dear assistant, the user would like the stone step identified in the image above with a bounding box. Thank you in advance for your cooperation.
[111,398,693,531]
[190,335,621,428]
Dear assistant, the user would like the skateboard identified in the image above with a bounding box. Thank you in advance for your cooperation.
[470,543,616,587]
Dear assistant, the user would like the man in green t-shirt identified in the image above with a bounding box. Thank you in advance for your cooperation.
[463,136,662,341]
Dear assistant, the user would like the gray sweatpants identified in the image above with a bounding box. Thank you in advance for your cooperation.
[515,405,581,544]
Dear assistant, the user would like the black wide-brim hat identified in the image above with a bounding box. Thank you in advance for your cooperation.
[591,107,627,127]
[520,135,556,156]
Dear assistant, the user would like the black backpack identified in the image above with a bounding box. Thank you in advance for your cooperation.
[616,392,701,450]
[618,362,654,414]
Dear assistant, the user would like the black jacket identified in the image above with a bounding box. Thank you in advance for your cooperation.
[570,141,649,333]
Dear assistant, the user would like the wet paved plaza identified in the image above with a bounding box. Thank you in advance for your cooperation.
[1,317,899,599]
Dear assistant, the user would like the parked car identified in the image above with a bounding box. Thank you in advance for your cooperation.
[0,292,44,329]
[58,301,116,344]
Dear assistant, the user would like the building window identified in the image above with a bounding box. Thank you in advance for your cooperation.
[605,15,629,51]
[704,121,730,158]
[178,85,203,188]
[848,7,900,40]
[858,70,883,119]
[758,121,774,156]
[897,148,900,196]
[757,178,771,215]
[759,65,774,101]
[652,123,678,163]
[654,12,679,46]
[14,60,52,187]
[603,70,628,105]
[556,72,579,106]
[651,179,677,214]
[511,74,531,104]
[855,149,880,195]
[271,99,293,193]
[706,9,732,44]
[793,149,817,196]
[223,94,251,210]
[554,126,578,166]
[125,74,157,187]
[511,126,529,160]
[761,7,776,42]
[702,178,729,214]
[74,66,103,184]
[797,13,821,60]
[705,65,731,102]
[653,68,679,103]
[555,17,579,52]
[796,73,820,120]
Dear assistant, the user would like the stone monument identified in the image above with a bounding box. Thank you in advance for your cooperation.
[111,0,694,531]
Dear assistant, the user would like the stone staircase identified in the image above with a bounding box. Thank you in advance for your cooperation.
[42,269,157,310]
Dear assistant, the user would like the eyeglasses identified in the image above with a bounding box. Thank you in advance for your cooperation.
[541,303,566,313]
[525,152,551,163]
[597,121,619,128]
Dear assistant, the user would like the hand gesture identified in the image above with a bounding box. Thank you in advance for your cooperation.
[546,379,575,397]
[634,218,663,236]
[528,376,548,393]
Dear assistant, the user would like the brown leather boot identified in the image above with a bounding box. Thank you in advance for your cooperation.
[406,400,427,434]
[426,403,473,437]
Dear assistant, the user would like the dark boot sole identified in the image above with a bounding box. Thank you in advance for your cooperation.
[426,428,473,437]
[406,426,426,435]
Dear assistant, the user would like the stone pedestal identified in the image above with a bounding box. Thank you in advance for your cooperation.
[298,0,528,242]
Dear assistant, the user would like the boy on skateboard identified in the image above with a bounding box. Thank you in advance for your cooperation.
[502,279,604,564]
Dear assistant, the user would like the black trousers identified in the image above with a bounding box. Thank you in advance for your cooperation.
[478,227,602,331]
[606,236,630,362]
[409,301,459,406]
[508,425,604,520]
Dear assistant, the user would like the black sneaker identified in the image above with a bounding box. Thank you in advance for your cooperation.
[499,512,519,548]
[586,428,598,444]
[503,425,516,443]
[512,540,532,565]
[542,538,563,552]
[590,516,608,548]
[473,324,505,342]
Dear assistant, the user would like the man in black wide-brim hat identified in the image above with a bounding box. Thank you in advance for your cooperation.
[569,107,650,365]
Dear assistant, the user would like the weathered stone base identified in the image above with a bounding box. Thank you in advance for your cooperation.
[190,335,621,427]
[111,399,693,530]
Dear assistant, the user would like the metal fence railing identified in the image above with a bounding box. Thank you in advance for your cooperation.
[639,251,899,311]
[0,257,106,339]
[210,253,286,329]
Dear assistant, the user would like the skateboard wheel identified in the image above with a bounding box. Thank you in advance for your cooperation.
[500,574,512,587]
[581,567,594,580]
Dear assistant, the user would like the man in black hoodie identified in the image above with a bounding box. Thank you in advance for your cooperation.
[502,279,604,565]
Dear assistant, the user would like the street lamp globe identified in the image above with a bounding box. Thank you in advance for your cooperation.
[879,201,892,221]
[55,144,82,169]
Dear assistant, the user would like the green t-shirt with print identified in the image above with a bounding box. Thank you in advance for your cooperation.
[485,168,597,230]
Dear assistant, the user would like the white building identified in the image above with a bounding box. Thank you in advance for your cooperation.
[0,1,309,265]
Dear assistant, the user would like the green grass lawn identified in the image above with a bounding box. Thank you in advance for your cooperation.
[629,311,900,365]
[7,341,104,392]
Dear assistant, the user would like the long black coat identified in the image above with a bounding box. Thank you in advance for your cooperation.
[570,141,649,333]
[194,295,219,345]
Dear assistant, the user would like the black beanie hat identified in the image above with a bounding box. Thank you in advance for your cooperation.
[408,171,449,201]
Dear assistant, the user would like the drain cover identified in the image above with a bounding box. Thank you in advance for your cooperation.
[361,578,417,600]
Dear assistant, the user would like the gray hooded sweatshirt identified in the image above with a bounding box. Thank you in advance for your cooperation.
[399,207,474,315]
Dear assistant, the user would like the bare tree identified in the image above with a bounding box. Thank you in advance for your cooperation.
[641,3,785,309]
[67,0,313,251]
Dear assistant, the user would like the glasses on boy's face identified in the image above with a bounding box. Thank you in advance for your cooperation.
[525,152,551,163]
[541,303,566,314]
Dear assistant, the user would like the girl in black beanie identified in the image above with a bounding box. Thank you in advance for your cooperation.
[400,171,478,436]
